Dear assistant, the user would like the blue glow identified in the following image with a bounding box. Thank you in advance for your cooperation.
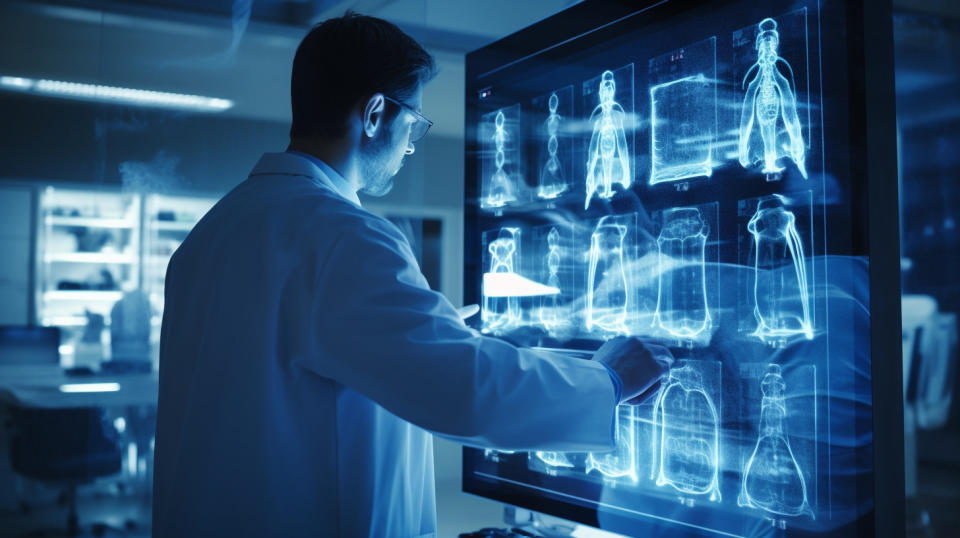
[649,74,715,184]
[651,366,721,501]
[484,110,519,209]
[738,18,808,179]
[535,450,575,469]
[748,197,813,342]
[654,207,711,339]
[59,382,121,393]
[539,93,569,200]
[739,364,813,518]
[538,227,564,331]
[482,228,522,333]
[587,216,630,336]
[586,405,638,482]
[0,75,233,112]
[585,70,632,209]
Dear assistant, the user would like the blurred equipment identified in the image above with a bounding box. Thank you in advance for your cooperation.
[0,326,60,366]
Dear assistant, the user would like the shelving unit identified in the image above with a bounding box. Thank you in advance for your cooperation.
[143,193,216,345]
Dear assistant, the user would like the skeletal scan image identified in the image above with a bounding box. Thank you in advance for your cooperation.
[587,405,638,481]
[480,105,522,210]
[648,37,718,185]
[584,69,632,209]
[654,207,711,339]
[748,196,813,342]
[738,18,807,179]
[587,215,630,336]
[482,228,521,333]
[538,227,564,332]
[739,364,813,518]
[538,92,569,200]
[652,364,721,501]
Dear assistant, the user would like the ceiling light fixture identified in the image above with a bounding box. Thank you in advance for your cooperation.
[0,75,233,112]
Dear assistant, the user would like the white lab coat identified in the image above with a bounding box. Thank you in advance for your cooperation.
[152,151,619,538]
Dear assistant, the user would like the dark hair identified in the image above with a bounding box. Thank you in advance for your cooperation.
[289,12,437,140]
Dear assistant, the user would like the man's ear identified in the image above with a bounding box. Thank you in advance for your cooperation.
[362,93,386,139]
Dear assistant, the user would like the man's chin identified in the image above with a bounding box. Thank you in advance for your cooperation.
[360,178,394,197]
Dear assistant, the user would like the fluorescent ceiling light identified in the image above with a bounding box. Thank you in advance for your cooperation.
[0,75,233,112]
[59,382,121,393]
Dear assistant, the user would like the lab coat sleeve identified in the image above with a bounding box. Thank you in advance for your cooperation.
[304,216,618,452]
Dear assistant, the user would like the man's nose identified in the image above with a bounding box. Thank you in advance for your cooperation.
[405,142,415,156]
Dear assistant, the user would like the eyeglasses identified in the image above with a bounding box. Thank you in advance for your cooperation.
[383,95,432,142]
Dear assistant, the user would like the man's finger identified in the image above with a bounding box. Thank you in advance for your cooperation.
[456,304,480,320]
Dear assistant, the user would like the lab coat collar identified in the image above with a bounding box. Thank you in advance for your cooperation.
[248,151,362,207]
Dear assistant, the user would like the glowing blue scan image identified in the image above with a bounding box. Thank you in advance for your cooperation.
[587,216,630,336]
[654,207,711,339]
[538,227,563,332]
[482,228,521,333]
[649,74,715,184]
[539,93,568,200]
[648,38,717,185]
[585,70,632,209]
[534,450,575,469]
[479,105,523,211]
[587,405,637,481]
[739,364,813,518]
[651,365,721,501]
[487,111,517,207]
[738,18,808,179]
[748,197,813,342]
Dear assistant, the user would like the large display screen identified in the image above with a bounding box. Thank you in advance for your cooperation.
[463,1,898,536]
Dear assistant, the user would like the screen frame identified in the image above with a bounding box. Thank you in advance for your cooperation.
[461,0,903,535]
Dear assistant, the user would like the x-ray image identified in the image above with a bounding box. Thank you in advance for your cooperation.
[651,361,721,501]
[739,364,814,519]
[534,87,574,201]
[648,38,718,185]
[738,193,815,344]
[482,228,522,334]
[480,105,523,211]
[534,225,575,337]
[587,404,638,482]
[586,214,635,337]
[653,205,717,342]
[733,10,811,180]
[748,197,813,341]
[582,65,634,209]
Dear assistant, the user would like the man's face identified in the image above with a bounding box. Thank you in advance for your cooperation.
[359,85,424,197]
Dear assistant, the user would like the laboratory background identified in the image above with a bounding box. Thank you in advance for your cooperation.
[0,0,957,537]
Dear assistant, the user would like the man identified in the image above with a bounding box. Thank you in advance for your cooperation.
[153,13,671,538]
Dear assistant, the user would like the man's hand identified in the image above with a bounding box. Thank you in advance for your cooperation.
[594,336,673,405]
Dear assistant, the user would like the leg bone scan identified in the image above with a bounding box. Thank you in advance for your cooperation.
[739,364,813,518]
[652,365,721,501]
[486,110,517,208]
[748,197,813,342]
[738,18,807,179]
[539,93,568,199]
[654,207,711,339]
[585,70,631,209]
[587,216,629,336]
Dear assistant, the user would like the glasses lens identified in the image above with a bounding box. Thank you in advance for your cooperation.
[409,119,430,142]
